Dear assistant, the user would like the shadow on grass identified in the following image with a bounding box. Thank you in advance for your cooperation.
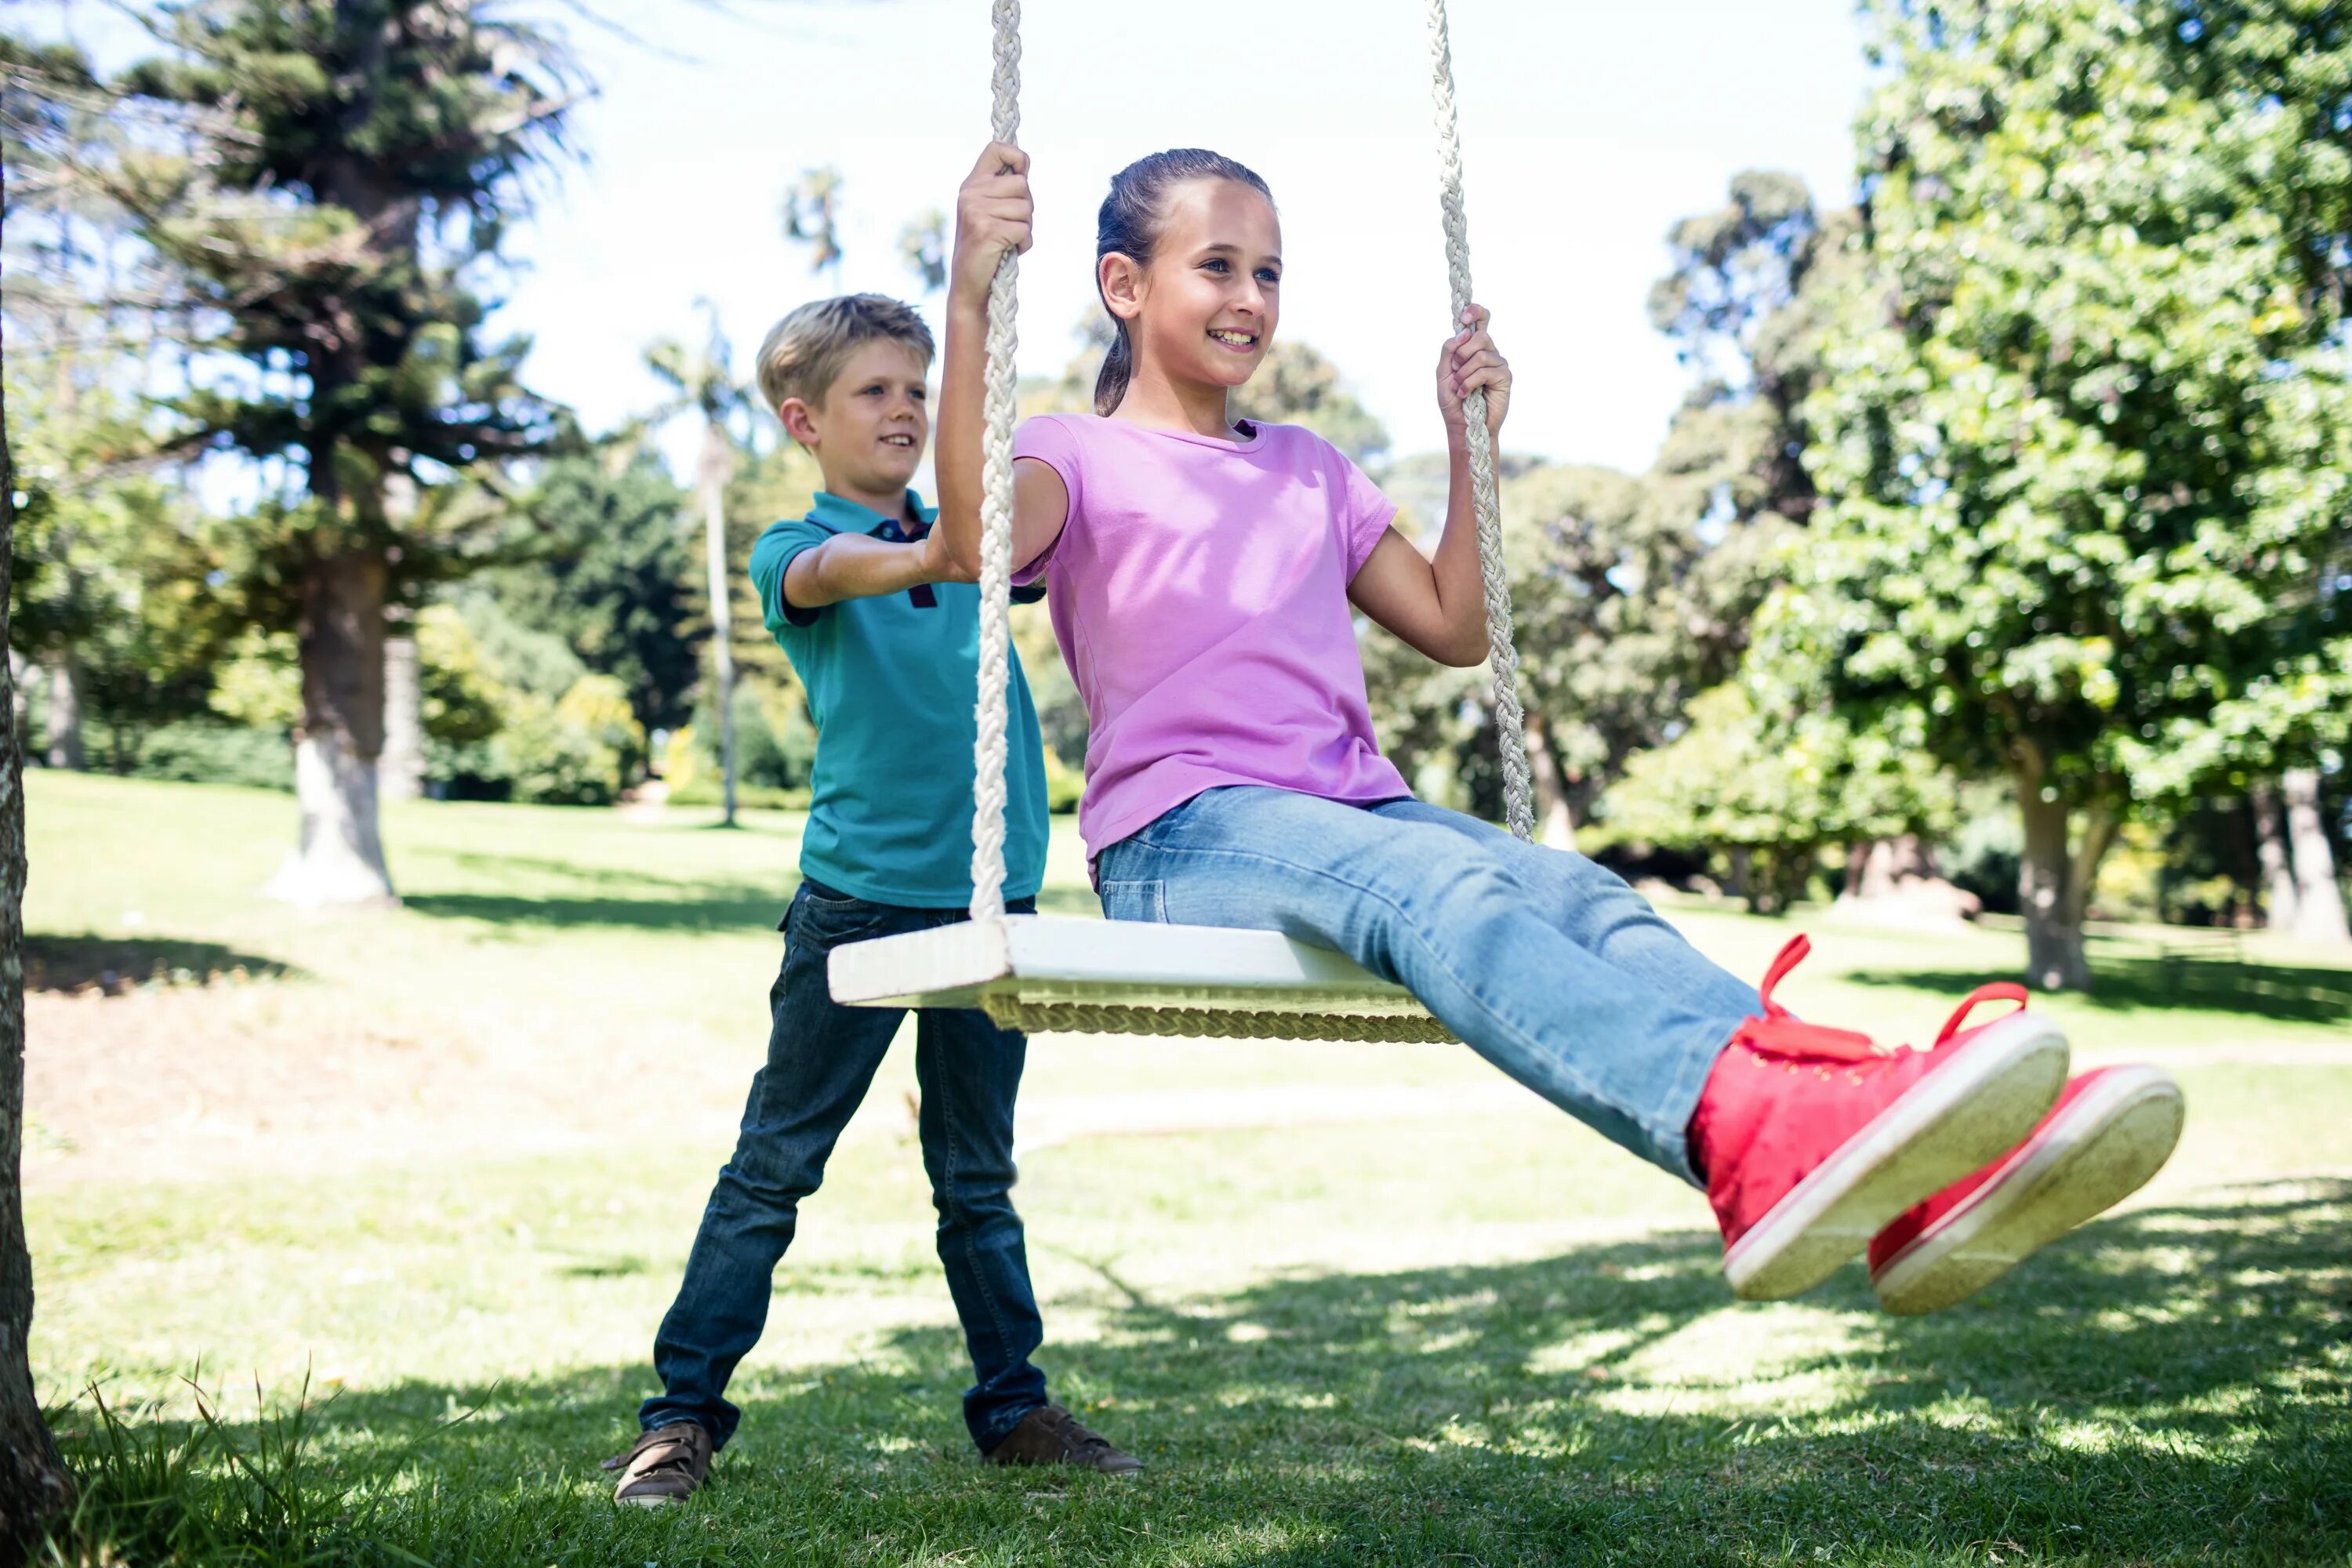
[1855,953,2352,1025]
[405,853,1105,931]
[25,933,296,996]
[402,887,789,933]
[51,1181,2352,1565]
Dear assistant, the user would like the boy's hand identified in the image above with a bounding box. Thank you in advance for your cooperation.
[949,142,1033,310]
[1436,303,1511,445]
[920,525,977,586]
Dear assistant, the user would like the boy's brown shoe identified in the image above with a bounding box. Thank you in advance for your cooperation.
[602,1421,713,1507]
[983,1405,1143,1474]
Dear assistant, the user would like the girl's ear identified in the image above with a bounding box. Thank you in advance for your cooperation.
[779,397,820,447]
[1098,252,1145,322]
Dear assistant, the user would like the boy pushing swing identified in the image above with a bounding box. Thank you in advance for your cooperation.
[605,296,1138,1507]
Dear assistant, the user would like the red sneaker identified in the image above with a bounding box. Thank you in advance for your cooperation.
[1869,1062,2184,1315]
[1691,938,2070,1301]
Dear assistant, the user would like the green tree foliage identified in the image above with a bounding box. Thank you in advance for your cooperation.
[416,597,643,805]
[18,0,581,900]
[782,166,845,279]
[1367,173,1852,839]
[3,361,243,771]
[1784,0,2352,987]
[476,451,702,735]
[645,309,755,822]
[1595,684,1961,913]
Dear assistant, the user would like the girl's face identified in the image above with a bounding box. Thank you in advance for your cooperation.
[1109,177,1282,397]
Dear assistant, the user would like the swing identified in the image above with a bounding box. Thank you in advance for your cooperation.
[827,0,1530,1044]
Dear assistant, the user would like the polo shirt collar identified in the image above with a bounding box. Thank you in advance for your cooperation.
[810,488,937,544]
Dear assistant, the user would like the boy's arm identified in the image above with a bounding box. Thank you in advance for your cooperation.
[782,529,970,612]
[1348,304,1512,668]
[937,142,1066,578]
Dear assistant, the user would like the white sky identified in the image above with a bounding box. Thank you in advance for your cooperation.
[504,0,1871,474]
[27,0,1872,476]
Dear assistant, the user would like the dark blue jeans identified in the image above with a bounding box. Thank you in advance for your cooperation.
[640,879,1049,1453]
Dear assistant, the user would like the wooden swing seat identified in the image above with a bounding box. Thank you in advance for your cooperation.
[828,914,1456,1042]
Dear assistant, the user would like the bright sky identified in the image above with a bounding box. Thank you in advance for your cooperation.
[504,0,1872,474]
[28,0,1872,475]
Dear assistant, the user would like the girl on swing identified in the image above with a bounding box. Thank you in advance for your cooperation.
[935,142,2182,1315]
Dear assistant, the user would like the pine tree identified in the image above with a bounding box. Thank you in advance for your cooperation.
[98,0,578,901]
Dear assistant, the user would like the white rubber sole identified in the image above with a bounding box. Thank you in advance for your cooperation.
[1871,1063,2184,1316]
[1722,1014,2071,1301]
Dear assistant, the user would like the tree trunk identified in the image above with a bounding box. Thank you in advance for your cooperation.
[0,304,77,1560]
[2281,768,2350,946]
[2013,755,2112,992]
[699,423,737,828]
[5,656,24,767]
[267,553,396,904]
[1523,714,1575,848]
[39,658,79,774]
[2251,782,2299,932]
[1844,835,1936,900]
[379,622,423,802]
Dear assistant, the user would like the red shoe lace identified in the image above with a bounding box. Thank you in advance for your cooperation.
[1933,981,2028,1045]
[1730,936,2034,1063]
[1728,935,1881,1061]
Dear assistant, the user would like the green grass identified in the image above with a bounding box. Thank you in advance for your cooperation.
[22,771,2352,1565]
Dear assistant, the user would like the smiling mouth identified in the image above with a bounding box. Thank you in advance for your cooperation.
[880,434,916,448]
[1207,328,1258,352]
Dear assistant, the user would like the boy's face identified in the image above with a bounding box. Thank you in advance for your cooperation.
[779,339,931,495]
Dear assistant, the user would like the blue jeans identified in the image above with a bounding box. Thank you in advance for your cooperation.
[1096,788,1762,1182]
[641,880,1049,1453]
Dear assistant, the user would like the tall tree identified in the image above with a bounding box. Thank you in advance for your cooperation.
[644,307,751,825]
[54,0,579,902]
[477,448,701,735]
[1793,0,2352,988]
[781,165,844,281]
[898,208,947,295]
[0,169,76,1559]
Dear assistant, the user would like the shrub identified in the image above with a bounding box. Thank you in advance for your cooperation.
[124,720,293,791]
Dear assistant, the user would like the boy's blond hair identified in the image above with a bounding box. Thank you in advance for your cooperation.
[755,294,935,416]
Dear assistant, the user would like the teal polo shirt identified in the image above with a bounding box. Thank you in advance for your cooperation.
[748,489,1050,908]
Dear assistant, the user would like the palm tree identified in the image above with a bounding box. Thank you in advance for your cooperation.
[898,208,947,294]
[644,304,751,826]
[782,166,845,281]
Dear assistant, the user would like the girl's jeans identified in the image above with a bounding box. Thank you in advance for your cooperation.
[1096,787,1762,1182]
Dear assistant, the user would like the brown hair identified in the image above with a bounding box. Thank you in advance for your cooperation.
[1094,149,1276,416]
[756,293,935,414]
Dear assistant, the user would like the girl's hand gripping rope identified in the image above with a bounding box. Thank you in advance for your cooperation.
[949,141,1034,310]
[1436,303,1511,445]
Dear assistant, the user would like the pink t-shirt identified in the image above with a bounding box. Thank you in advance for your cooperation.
[1012,412,1414,859]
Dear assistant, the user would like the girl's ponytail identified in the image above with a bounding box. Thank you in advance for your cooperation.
[1093,148,1274,417]
[1094,323,1136,418]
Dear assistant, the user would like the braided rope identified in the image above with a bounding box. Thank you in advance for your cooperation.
[1425,0,1535,843]
[968,0,1023,923]
[982,996,1458,1044]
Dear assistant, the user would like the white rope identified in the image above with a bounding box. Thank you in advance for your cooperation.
[1425,0,1535,842]
[967,0,1022,923]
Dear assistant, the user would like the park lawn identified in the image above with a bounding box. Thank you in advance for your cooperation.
[20,770,2352,1566]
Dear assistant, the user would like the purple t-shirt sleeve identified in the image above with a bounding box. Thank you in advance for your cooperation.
[1010,416,1083,586]
[1340,452,1400,579]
